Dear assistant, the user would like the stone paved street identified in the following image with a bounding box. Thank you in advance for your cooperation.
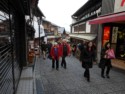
[34,55,125,94]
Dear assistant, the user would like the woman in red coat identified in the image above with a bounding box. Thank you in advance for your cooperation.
[50,42,61,70]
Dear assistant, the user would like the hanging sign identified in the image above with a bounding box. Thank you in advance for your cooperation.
[114,0,125,13]
[103,26,110,46]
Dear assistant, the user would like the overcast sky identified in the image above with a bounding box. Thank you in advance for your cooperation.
[38,0,88,32]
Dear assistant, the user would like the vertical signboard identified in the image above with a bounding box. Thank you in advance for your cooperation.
[111,27,118,43]
[114,0,125,13]
[103,26,111,46]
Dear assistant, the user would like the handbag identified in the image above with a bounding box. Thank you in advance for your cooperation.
[106,49,115,59]
[98,58,106,68]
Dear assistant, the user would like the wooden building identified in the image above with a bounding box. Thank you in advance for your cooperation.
[70,0,102,44]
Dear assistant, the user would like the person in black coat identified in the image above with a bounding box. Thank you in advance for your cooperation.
[47,41,52,59]
[80,41,95,82]
[79,40,87,61]
[99,42,112,78]
[41,41,47,59]
[72,44,76,56]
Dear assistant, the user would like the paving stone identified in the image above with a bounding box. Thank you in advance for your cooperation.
[107,90,125,94]
[34,55,125,94]
[95,84,113,93]
[36,78,44,94]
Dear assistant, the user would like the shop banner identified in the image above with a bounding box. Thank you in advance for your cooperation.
[114,0,125,13]
[111,27,118,43]
[103,26,110,46]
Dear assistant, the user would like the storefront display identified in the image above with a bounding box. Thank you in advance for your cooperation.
[89,0,125,69]
[102,26,125,60]
[116,29,125,59]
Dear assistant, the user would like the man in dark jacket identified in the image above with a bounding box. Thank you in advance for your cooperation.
[47,41,52,59]
[41,41,47,59]
[61,39,70,69]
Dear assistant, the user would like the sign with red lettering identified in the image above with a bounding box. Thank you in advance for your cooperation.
[102,27,110,46]
[114,0,125,13]
[121,0,125,6]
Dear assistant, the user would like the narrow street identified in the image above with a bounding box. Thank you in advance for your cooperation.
[34,55,125,94]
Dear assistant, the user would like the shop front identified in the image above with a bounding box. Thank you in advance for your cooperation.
[101,25,125,69]
[102,25,125,60]
[70,34,97,44]
[89,0,125,69]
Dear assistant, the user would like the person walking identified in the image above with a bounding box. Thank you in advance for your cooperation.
[50,42,61,70]
[99,42,115,78]
[61,39,70,69]
[47,41,52,59]
[72,44,76,56]
[41,41,47,59]
[79,40,87,62]
[92,42,97,63]
[80,41,95,82]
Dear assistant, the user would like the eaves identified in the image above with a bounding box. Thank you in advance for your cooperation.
[71,14,97,26]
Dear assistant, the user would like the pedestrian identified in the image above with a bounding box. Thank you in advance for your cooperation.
[72,44,76,56]
[99,42,115,78]
[40,41,43,54]
[92,42,97,63]
[76,44,81,59]
[80,41,95,82]
[41,41,47,59]
[79,40,86,62]
[50,42,61,70]
[61,39,70,69]
[47,41,52,59]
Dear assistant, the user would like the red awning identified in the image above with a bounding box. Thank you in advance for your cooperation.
[89,12,125,24]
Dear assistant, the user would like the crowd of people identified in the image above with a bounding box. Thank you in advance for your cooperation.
[40,39,115,82]
[41,39,70,70]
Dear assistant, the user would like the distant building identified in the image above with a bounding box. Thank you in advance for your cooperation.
[42,19,61,42]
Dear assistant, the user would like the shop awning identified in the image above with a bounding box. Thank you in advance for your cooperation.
[89,12,125,24]
[69,34,97,41]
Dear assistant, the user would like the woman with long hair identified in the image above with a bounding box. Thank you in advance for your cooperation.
[80,41,95,82]
[100,42,114,78]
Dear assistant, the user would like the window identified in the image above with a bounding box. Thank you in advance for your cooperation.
[74,25,79,32]
[79,23,86,31]
[116,29,125,59]
[0,11,10,46]
[74,23,86,32]
[91,24,98,33]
